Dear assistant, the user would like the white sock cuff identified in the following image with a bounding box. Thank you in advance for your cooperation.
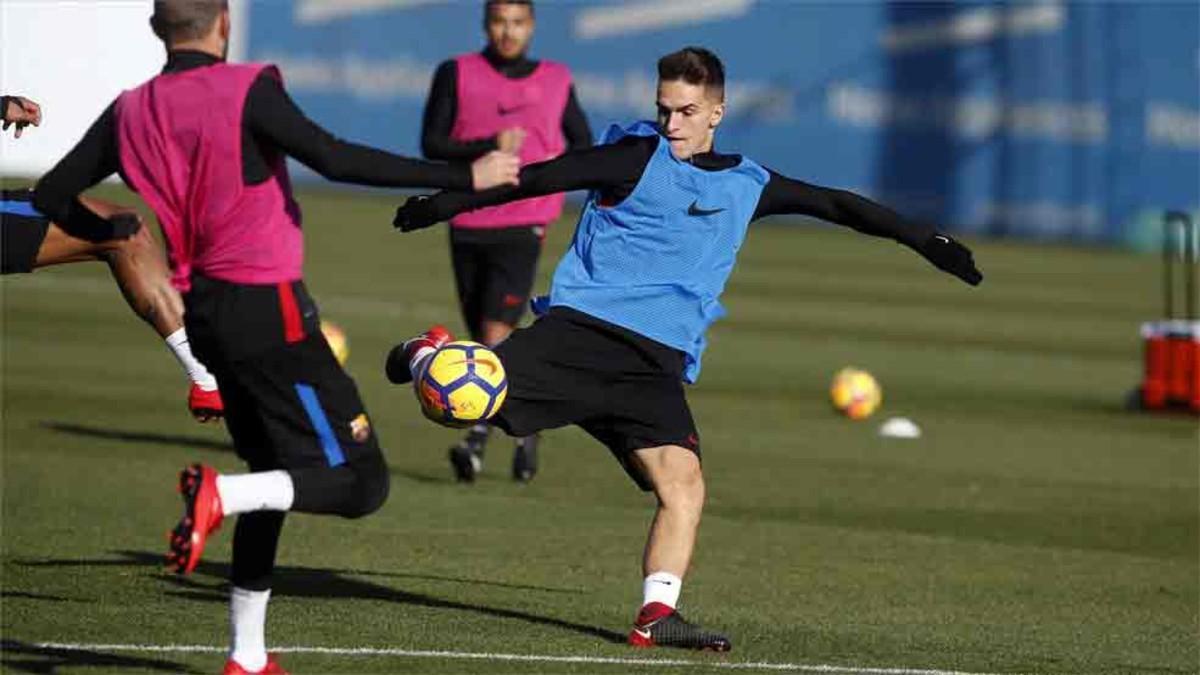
[164,327,218,390]
[165,327,188,348]
[216,471,295,516]
[643,571,683,609]
[231,586,271,603]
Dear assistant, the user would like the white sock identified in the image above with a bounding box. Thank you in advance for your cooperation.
[409,346,436,381]
[165,328,218,390]
[642,571,682,609]
[229,586,270,671]
[216,471,294,516]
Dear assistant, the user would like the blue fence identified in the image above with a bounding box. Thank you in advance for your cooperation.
[246,1,1199,249]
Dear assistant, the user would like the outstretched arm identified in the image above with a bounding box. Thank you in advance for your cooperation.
[754,170,982,286]
[245,72,516,190]
[394,135,653,231]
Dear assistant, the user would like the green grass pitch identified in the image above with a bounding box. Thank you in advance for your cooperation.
[2,185,1196,674]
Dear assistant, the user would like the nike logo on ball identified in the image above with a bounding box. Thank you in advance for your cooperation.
[687,201,724,217]
[447,357,498,376]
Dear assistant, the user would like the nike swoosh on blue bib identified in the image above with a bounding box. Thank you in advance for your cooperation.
[687,201,724,217]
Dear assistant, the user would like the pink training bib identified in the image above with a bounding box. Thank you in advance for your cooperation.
[450,52,572,229]
[116,62,303,291]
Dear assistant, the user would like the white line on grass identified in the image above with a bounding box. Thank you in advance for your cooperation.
[32,642,1024,675]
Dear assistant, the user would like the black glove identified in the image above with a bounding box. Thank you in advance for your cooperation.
[393,195,439,232]
[60,208,141,242]
[107,212,142,239]
[918,233,983,286]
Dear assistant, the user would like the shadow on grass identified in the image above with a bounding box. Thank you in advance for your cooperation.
[41,421,233,452]
[389,467,521,486]
[16,551,620,644]
[388,467,452,485]
[707,500,1198,561]
[0,591,79,603]
[0,639,198,674]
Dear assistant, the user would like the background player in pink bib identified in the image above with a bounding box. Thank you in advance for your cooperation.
[421,0,592,483]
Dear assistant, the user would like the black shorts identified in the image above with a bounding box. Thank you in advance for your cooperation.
[449,225,542,338]
[183,274,381,472]
[1,189,50,275]
[492,306,700,491]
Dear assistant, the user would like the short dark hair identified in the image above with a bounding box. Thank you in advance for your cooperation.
[484,0,534,19]
[150,0,227,43]
[657,47,725,101]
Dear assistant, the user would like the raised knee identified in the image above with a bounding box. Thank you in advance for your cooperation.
[361,468,390,515]
[343,465,389,518]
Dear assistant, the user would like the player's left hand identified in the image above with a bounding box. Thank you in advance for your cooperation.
[393,195,439,232]
[919,233,983,286]
[2,95,42,138]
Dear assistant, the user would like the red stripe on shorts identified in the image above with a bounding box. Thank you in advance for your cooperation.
[277,282,305,343]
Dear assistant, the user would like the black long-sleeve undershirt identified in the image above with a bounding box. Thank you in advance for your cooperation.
[34,50,472,232]
[420,49,593,161]
[419,134,936,248]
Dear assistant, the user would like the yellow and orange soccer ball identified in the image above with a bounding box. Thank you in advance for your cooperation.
[830,367,882,420]
[418,341,508,427]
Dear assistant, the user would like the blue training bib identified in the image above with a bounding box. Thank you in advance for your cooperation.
[548,121,768,383]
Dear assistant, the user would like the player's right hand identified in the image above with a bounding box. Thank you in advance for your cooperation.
[2,95,42,138]
[470,150,520,191]
[393,195,439,232]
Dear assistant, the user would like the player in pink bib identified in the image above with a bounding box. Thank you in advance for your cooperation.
[32,2,518,673]
[420,0,592,483]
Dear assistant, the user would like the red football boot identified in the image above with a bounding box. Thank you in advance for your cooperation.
[222,653,288,675]
[166,464,224,575]
[628,602,731,651]
[385,324,454,384]
[188,384,224,423]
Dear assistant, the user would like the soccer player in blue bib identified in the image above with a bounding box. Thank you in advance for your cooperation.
[390,47,982,651]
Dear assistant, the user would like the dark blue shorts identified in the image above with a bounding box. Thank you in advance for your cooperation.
[1,189,50,275]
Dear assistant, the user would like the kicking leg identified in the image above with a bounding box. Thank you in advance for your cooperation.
[36,199,181,336]
[34,200,222,420]
[384,324,454,385]
[170,334,392,574]
[95,219,223,420]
